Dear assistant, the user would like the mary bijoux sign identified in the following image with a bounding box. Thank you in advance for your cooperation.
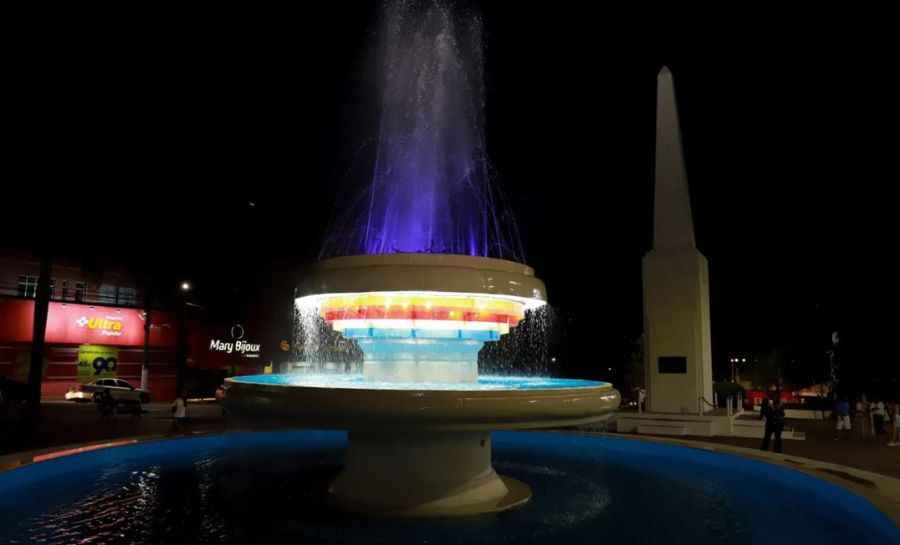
[208,324,261,358]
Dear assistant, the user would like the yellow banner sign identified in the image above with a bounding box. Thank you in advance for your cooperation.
[77,345,119,383]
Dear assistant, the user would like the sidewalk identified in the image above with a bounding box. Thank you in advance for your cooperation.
[1,400,226,456]
[641,418,900,479]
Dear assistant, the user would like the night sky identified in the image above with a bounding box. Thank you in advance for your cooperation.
[5,5,892,391]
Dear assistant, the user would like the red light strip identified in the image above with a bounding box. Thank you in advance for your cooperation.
[32,439,139,463]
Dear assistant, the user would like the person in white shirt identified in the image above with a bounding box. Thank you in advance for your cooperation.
[170,393,187,430]
[872,399,887,442]
[855,398,869,438]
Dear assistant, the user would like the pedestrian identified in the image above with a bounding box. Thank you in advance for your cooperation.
[834,397,851,440]
[97,389,116,418]
[854,397,869,439]
[760,397,771,420]
[761,398,785,453]
[872,397,887,444]
[759,396,772,450]
[170,392,187,431]
[888,401,899,447]
[872,398,887,439]
[863,394,875,438]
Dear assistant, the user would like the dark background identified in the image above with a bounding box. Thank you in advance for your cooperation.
[4,4,893,395]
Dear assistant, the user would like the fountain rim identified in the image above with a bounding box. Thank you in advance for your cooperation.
[295,253,547,304]
[222,375,621,431]
[226,374,613,392]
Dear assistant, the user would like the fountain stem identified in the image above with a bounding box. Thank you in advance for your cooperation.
[329,430,530,516]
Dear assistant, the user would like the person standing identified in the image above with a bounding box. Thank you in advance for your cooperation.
[872,399,887,440]
[170,392,187,431]
[760,397,771,420]
[762,399,785,453]
[97,389,116,419]
[760,397,772,451]
[888,401,899,447]
[834,397,851,440]
[872,398,887,444]
[864,394,875,438]
[855,397,869,439]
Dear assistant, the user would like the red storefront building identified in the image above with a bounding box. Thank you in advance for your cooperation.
[0,297,269,402]
[1,252,270,401]
[0,298,179,399]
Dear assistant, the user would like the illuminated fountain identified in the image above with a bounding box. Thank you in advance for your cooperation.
[225,1,619,517]
[225,254,620,516]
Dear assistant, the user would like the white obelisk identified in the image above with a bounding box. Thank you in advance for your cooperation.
[643,66,714,414]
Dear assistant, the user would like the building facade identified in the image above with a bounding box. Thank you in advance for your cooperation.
[0,251,270,401]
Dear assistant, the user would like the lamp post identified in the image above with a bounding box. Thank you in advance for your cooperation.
[175,281,192,396]
[27,252,53,418]
[140,276,153,391]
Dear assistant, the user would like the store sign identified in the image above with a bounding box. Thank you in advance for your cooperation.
[209,339,261,355]
[0,299,176,347]
[77,345,119,382]
[74,315,125,336]
[208,324,261,358]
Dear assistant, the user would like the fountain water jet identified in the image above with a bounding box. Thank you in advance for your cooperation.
[320,0,523,261]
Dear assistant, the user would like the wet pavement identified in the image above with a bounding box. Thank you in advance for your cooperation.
[1,400,226,456]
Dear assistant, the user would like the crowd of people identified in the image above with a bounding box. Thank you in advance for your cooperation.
[836,395,900,446]
[758,393,899,453]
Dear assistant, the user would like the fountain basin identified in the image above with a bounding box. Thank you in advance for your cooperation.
[224,374,620,431]
[225,374,620,516]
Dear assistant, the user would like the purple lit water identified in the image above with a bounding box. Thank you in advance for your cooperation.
[320,0,523,261]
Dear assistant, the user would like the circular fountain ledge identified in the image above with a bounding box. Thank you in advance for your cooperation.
[295,253,548,303]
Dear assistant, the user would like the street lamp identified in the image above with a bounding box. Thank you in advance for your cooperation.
[176,280,193,396]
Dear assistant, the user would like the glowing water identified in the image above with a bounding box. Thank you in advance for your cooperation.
[320,0,523,260]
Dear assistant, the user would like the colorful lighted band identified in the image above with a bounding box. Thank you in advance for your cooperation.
[315,293,527,340]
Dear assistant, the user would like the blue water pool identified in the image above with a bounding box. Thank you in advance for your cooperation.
[1,431,896,544]
[228,373,606,391]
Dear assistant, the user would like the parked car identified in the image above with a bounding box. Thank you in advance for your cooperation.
[66,379,151,404]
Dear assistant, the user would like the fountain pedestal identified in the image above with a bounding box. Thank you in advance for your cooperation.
[330,431,530,516]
